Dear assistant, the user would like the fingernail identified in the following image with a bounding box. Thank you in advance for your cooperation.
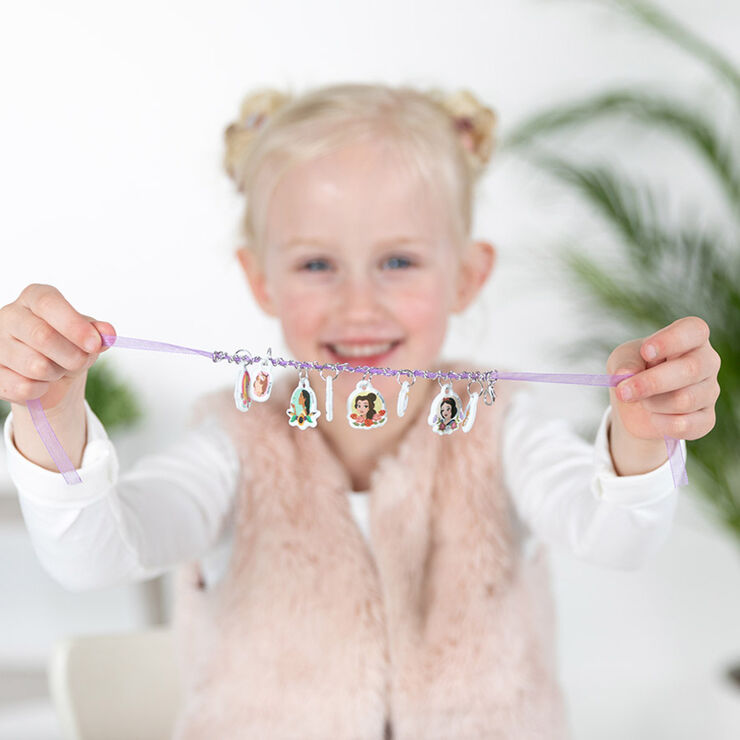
[85,337,99,352]
[644,344,657,360]
[619,383,633,401]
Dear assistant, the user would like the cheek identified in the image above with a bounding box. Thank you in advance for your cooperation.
[390,273,450,339]
[274,282,329,345]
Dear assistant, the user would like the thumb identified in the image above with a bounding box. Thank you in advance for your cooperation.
[612,356,647,404]
[607,340,646,395]
[81,316,117,353]
[91,321,116,352]
[613,361,643,395]
[614,362,642,378]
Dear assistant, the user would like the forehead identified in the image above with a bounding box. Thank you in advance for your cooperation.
[264,140,455,248]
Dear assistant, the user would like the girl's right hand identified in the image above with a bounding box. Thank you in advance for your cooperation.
[0,284,116,413]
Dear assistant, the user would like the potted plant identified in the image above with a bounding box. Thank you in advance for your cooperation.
[501,0,739,712]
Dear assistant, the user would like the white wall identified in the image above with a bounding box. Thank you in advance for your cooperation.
[1,1,738,737]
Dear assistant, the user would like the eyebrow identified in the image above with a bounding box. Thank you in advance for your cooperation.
[280,236,427,250]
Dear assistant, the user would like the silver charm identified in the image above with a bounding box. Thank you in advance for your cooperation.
[319,365,340,422]
[462,378,485,433]
[233,349,253,412]
[286,369,321,430]
[249,347,273,403]
[347,372,388,429]
[482,370,498,406]
[428,376,464,435]
[395,370,415,418]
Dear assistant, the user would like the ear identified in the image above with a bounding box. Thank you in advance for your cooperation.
[452,240,496,314]
[235,246,277,317]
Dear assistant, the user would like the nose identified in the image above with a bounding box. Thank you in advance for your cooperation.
[336,269,381,319]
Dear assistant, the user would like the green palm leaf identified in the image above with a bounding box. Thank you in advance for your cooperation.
[502,91,740,213]
[608,0,740,99]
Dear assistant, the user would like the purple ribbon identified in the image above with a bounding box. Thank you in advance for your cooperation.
[24,333,688,489]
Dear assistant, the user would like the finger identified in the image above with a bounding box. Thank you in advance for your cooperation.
[617,345,717,402]
[6,305,91,374]
[0,363,50,404]
[650,406,716,441]
[640,316,710,363]
[19,284,102,353]
[640,376,720,414]
[81,317,116,352]
[0,336,67,382]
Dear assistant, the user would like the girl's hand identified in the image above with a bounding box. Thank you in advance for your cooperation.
[606,316,721,441]
[0,283,116,412]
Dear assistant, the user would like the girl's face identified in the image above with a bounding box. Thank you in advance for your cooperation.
[356,398,370,418]
[238,139,495,401]
[441,401,452,421]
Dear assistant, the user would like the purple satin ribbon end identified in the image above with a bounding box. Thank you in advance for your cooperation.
[665,435,689,489]
[25,398,84,485]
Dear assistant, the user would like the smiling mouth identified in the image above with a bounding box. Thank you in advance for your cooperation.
[323,339,403,365]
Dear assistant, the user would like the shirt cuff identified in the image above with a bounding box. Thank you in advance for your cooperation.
[3,399,119,507]
[591,404,686,507]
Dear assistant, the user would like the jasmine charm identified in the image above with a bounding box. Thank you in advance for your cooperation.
[249,347,274,403]
[347,372,388,429]
[428,377,464,435]
[286,369,321,430]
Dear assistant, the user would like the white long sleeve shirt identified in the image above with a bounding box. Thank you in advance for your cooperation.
[3,388,685,592]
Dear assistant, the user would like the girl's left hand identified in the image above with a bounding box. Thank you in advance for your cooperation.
[606,316,721,441]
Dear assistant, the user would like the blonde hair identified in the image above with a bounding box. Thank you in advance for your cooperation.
[223,82,497,266]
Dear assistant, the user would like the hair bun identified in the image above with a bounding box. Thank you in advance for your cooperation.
[427,87,498,171]
[223,87,292,190]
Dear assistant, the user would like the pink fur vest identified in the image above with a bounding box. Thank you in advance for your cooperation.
[170,360,570,739]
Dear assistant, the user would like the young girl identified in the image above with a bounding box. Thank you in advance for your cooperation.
[1,83,720,739]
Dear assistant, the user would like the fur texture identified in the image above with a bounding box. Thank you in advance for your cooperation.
[170,361,570,739]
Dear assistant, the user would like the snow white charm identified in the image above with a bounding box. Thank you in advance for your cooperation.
[286,369,321,430]
[233,349,253,412]
[347,373,387,429]
[428,377,464,435]
[249,347,274,403]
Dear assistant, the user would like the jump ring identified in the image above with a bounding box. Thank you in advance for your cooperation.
[319,364,341,381]
[232,349,252,365]
[396,369,416,386]
[467,378,485,396]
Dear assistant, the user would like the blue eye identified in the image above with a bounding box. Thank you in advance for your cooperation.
[301,259,330,272]
[299,255,415,272]
[385,256,414,269]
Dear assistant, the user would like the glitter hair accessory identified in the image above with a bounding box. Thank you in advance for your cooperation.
[23,333,688,490]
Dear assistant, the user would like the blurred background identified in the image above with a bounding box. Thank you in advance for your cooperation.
[1,0,738,737]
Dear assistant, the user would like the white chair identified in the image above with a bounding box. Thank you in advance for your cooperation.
[48,626,181,740]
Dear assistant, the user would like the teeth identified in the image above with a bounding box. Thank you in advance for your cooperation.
[329,341,396,357]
